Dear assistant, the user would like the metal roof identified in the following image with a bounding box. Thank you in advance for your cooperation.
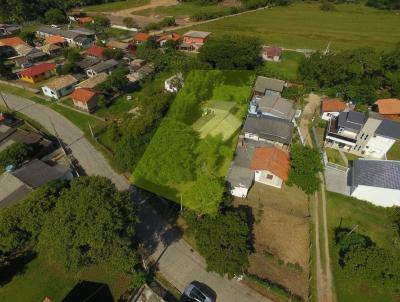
[254,76,285,94]
[375,119,400,140]
[338,111,366,131]
[183,30,210,39]
[255,95,295,121]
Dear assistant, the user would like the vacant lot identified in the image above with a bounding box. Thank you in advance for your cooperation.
[83,0,150,12]
[327,192,400,302]
[189,3,400,51]
[235,183,310,300]
[259,50,304,81]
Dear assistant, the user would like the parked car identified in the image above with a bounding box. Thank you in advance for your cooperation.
[183,282,216,302]
[21,62,33,69]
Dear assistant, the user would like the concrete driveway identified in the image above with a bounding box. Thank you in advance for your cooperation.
[1,93,270,302]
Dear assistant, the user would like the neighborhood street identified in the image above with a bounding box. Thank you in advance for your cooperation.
[1,93,270,302]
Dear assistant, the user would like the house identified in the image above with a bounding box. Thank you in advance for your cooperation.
[242,114,293,148]
[165,73,183,93]
[325,111,400,158]
[253,76,286,97]
[320,98,347,121]
[70,88,98,113]
[180,30,210,52]
[249,95,295,122]
[78,16,94,24]
[41,75,78,99]
[77,72,108,89]
[156,33,180,47]
[250,146,290,189]
[9,45,47,66]
[0,36,27,57]
[36,27,95,47]
[40,43,62,56]
[376,98,400,121]
[0,159,72,208]
[0,24,21,38]
[18,62,56,84]
[86,44,106,59]
[132,32,150,45]
[262,46,282,62]
[86,59,119,77]
[76,56,101,70]
[106,40,131,51]
[45,35,68,47]
[348,159,400,207]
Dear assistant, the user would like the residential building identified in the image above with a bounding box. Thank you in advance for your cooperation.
[0,24,21,38]
[106,40,131,51]
[242,114,293,148]
[320,98,347,121]
[253,76,286,97]
[180,30,210,52]
[36,27,95,47]
[77,72,108,89]
[76,56,101,70]
[70,88,98,112]
[18,62,56,84]
[41,75,78,99]
[78,16,94,24]
[0,36,27,57]
[375,98,400,121]
[348,159,400,207]
[9,45,47,66]
[249,95,295,122]
[86,44,106,59]
[45,35,68,47]
[86,59,119,77]
[262,46,282,62]
[156,33,180,47]
[40,43,62,56]
[165,73,183,93]
[133,32,150,45]
[0,159,72,208]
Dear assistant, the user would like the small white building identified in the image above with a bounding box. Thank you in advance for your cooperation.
[41,75,78,99]
[164,73,183,93]
[349,159,400,207]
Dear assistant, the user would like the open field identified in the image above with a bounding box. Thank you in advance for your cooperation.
[235,183,310,300]
[83,0,150,12]
[327,192,400,302]
[0,255,130,302]
[188,3,400,51]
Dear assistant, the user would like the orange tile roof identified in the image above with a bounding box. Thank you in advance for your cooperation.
[321,98,346,113]
[250,147,290,181]
[376,98,400,115]
[85,45,105,58]
[0,36,26,47]
[71,88,96,103]
[19,63,56,77]
[157,33,181,42]
[45,35,65,45]
[133,32,150,42]
[79,17,94,23]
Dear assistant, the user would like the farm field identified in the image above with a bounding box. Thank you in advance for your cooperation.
[188,3,400,51]
[327,192,400,302]
[132,70,254,212]
[234,183,310,300]
[82,0,150,12]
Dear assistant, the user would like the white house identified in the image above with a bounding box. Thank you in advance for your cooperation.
[164,73,183,93]
[349,159,400,207]
[41,75,78,99]
[320,98,347,121]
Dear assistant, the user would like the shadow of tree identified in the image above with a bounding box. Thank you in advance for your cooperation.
[0,251,37,287]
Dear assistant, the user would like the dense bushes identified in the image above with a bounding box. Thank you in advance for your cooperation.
[144,17,176,32]
[0,142,33,172]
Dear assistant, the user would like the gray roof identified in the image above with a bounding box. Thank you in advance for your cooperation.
[376,119,400,140]
[12,159,70,188]
[338,111,366,131]
[0,125,44,151]
[76,57,101,69]
[183,30,210,39]
[227,165,254,189]
[37,26,79,39]
[89,59,119,73]
[0,173,32,208]
[254,76,285,94]
[255,95,295,121]
[242,114,293,145]
[70,28,95,36]
[350,159,400,190]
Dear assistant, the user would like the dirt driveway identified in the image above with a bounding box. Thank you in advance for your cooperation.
[299,93,321,145]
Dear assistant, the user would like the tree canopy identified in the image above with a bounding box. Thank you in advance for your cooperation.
[44,8,67,24]
[0,142,33,172]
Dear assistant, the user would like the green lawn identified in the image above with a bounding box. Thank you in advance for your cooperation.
[135,2,232,18]
[387,141,400,160]
[82,0,149,12]
[344,152,361,162]
[327,192,400,302]
[258,50,304,81]
[325,148,346,166]
[188,3,400,51]
[0,255,130,302]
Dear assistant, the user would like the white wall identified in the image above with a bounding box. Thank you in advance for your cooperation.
[363,135,395,159]
[254,170,283,188]
[42,86,59,99]
[321,111,339,121]
[351,185,400,207]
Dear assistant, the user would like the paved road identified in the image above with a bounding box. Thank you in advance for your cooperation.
[1,93,270,302]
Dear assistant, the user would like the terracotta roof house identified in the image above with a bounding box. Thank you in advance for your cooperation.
[79,16,94,24]
[262,46,282,62]
[250,146,290,188]
[41,75,78,99]
[18,62,56,84]
[0,36,26,47]
[320,98,347,121]
[156,33,181,46]
[45,35,67,47]
[86,44,106,59]
[133,32,150,45]
[70,88,98,113]
[180,30,210,52]
[376,98,400,120]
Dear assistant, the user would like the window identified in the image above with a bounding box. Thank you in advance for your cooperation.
[267,174,273,180]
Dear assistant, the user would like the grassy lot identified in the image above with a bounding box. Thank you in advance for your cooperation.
[135,2,232,18]
[258,51,304,81]
[325,148,347,166]
[327,192,400,302]
[0,255,130,302]
[387,141,400,160]
[188,3,400,51]
[82,0,149,12]
[235,183,310,300]
[344,152,361,161]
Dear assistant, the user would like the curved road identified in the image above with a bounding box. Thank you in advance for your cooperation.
[1,93,270,302]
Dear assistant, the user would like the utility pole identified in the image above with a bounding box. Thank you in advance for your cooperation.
[88,121,95,139]
[0,91,10,110]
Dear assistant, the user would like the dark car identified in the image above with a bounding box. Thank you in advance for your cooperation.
[183,281,216,302]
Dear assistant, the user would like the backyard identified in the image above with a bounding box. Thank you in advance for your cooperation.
[258,50,304,81]
[188,3,400,51]
[327,192,400,302]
